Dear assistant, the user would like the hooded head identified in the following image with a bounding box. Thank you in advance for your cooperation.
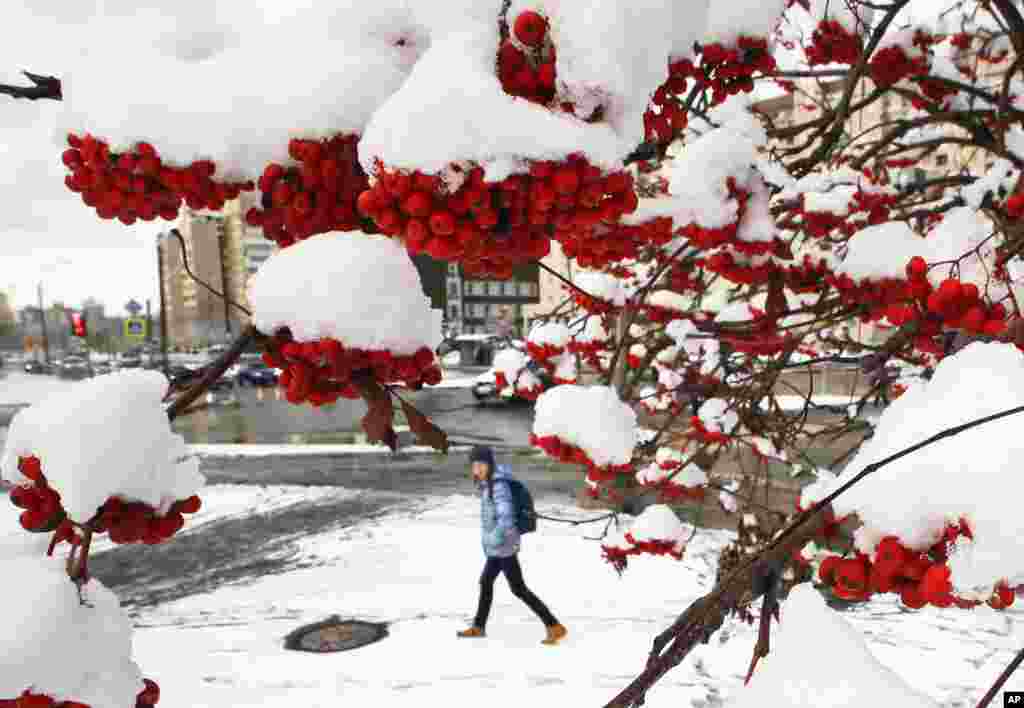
[469,445,496,482]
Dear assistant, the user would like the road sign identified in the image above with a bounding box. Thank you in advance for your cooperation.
[125,299,143,316]
[124,318,147,341]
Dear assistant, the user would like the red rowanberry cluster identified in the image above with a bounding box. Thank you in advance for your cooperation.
[9,456,200,549]
[498,11,557,107]
[601,535,684,573]
[244,135,368,248]
[93,495,199,546]
[558,213,668,269]
[359,157,636,277]
[62,134,253,225]
[3,678,160,708]
[817,524,1016,610]
[868,45,930,87]
[264,335,442,407]
[644,37,774,144]
[805,20,863,66]
[529,433,633,484]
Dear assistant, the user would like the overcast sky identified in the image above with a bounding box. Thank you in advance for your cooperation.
[0,0,963,314]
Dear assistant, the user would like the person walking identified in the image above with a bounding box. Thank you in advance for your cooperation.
[457,445,567,645]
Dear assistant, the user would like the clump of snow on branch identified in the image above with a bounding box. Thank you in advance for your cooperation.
[827,342,1024,595]
[528,321,571,349]
[0,371,203,522]
[704,0,788,47]
[627,504,690,552]
[574,270,629,305]
[510,0,709,143]
[533,385,638,466]
[57,22,412,180]
[728,584,939,708]
[837,222,927,282]
[636,448,708,488]
[698,398,739,433]
[0,553,144,708]
[248,232,442,354]
[664,108,769,230]
[359,20,631,175]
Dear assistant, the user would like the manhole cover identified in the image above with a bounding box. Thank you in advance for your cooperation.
[283,615,389,653]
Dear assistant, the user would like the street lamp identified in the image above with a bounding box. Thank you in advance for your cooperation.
[36,257,73,367]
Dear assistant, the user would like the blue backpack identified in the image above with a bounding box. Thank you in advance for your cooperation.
[500,478,537,534]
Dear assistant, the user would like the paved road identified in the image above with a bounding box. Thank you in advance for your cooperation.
[0,375,537,451]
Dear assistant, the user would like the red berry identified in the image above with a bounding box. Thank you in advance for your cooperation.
[429,210,456,236]
[921,563,952,599]
[905,256,928,280]
[513,11,548,47]
[552,167,580,195]
[138,678,161,705]
[402,191,433,218]
[178,495,201,514]
[18,456,43,483]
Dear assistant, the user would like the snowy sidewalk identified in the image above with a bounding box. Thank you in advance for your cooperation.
[126,486,1024,708]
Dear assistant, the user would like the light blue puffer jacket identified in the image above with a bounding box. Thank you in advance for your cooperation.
[480,464,521,558]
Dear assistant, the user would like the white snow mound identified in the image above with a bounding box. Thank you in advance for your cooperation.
[728,584,938,708]
[0,370,203,522]
[0,556,144,708]
[533,385,637,466]
[248,232,443,354]
[829,342,1024,594]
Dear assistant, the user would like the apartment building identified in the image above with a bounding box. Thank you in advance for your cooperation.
[158,210,248,350]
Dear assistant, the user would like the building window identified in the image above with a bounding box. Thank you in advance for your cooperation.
[448,281,459,298]
[487,280,503,296]
[449,305,459,320]
[467,280,485,296]
[471,303,486,318]
[518,282,533,297]
[503,281,518,296]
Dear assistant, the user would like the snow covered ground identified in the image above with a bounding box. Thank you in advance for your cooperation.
[127,485,1024,708]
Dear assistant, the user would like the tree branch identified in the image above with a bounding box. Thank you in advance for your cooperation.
[165,325,260,420]
[0,71,62,101]
[975,645,1024,708]
[605,400,1024,707]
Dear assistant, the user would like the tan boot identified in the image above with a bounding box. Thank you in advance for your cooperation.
[456,626,485,638]
[541,623,567,645]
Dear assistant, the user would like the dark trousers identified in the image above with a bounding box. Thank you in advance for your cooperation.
[473,554,558,629]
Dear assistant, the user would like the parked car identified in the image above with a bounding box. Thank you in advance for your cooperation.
[92,361,113,376]
[24,360,49,375]
[58,356,93,380]
[236,359,278,386]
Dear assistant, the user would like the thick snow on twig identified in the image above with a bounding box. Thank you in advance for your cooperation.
[829,342,1024,595]
[0,370,203,522]
[533,385,637,466]
[248,232,442,354]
